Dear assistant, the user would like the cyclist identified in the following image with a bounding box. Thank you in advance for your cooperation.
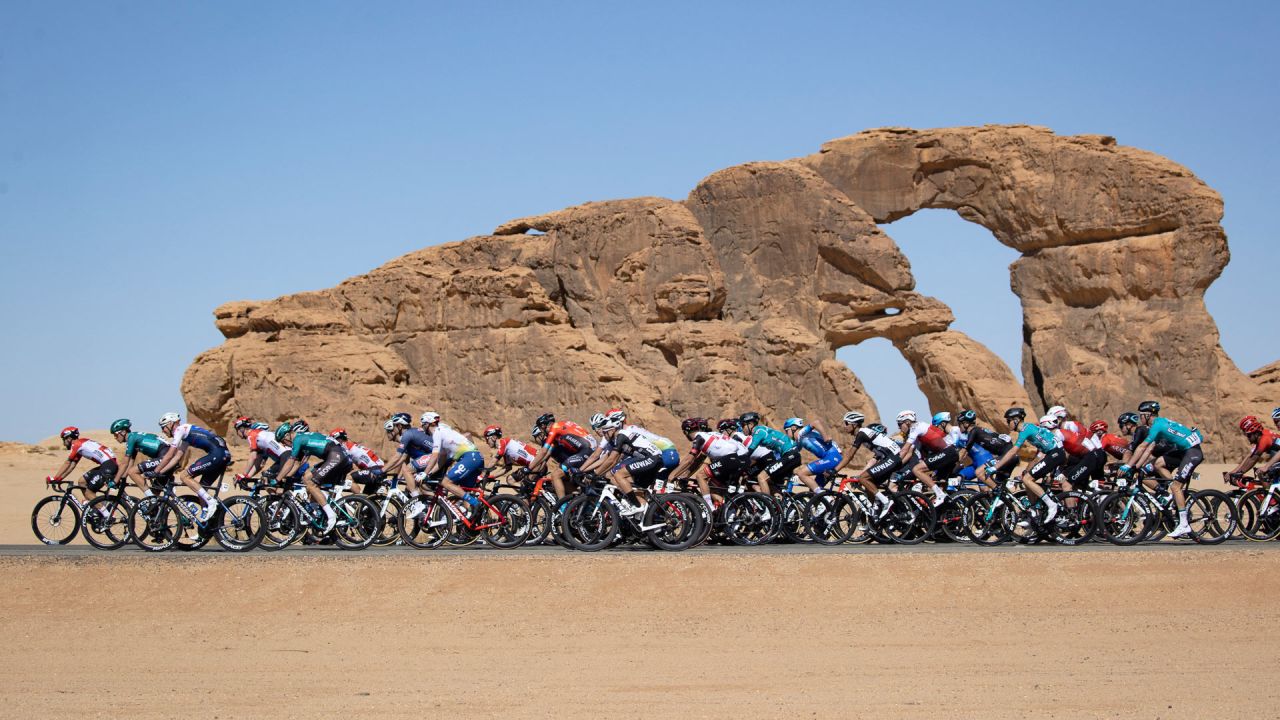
[739,411,801,496]
[1122,400,1204,539]
[415,412,487,512]
[329,428,385,495]
[109,418,170,495]
[933,411,961,446]
[1047,405,1083,435]
[783,417,842,494]
[276,419,351,532]
[46,426,118,503]
[482,425,538,481]
[154,413,230,521]
[834,411,902,517]
[670,417,751,510]
[382,412,437,518]
[895,410,953,507]
[954,410,1015,491]
[608,409,681,488]
[231,416,303,487]
[527,412,596,501]
[990,407,1066,523]
[1228,416,1280,482]
[581,415,664,516]
[1056,414,1103,492]
[721,418,774,492]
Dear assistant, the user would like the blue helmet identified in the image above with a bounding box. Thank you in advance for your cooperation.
[782,417,805,430]
[932,411,952,426]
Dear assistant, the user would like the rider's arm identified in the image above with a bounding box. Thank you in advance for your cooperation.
[1127,441,1154,471]
[584,450,621,475]
[527,444,552,474]
[1231,449,1261,475]
[49,457,76,482]
[833,443,860,473]
[421,450,441,478]
[154,443,182,475]
[237,450,264,478]
[669,451,702,480]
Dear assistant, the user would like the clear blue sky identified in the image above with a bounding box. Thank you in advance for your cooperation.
[2,0,1276,441]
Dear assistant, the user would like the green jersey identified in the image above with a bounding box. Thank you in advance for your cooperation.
[291,432,334,460]
[125,431,170,459]
[1145,418,1202,451]
[747,425,796,454]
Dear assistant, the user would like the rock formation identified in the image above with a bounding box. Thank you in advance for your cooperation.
[183,125,1273,459]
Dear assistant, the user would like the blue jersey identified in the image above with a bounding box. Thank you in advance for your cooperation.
[173,423,227,454]
[1013,424,1060,454]
[397,428,434,461]
[797,426,838,459]
[1145,418,1202,451]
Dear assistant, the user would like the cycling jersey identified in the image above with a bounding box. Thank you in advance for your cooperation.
[430,424,478,460]
[602,426,661,458]
[731,431,774,461]
[396,428,434,461]
[689,431,749,460]
[246,427,288,459]
[1145,417,1202,451]
[497,437,537,466]
[1096,433,1130,460]
[945,426,964,447]
[170,423,227,454]
[1129,425,1177,457]
[1057,427,1100,457]
[543,421,595,455]
[1252,429,1280,456]
[905,422,950,452]
[67,438,116,465]
[291,431,335,461]
[343,441,383,470]
[626,425,675,452]
[963,427,1013,457]
[852,428,902,460]
[124,432,170,460]
[746,425,796,454]
[1013,424,1061,454]
[796,426,837,458]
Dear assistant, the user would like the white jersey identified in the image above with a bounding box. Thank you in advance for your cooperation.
[66,438,116,465]
[690,431,749,460]
[945,426,963,447]
[626,424,675,451]
[853,427,902,457]
[732,431,773,460]
[247,428,287,459]
[343,442,383,469]
[429,424,478,459]
[603,426,661,457]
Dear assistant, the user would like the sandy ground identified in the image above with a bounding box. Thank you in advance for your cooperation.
[4,437,1274,718]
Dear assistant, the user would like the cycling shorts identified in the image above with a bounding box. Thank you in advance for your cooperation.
[1027,448,1066,480]
[957,447,994,481]
[446,451,485,488]
[764,448,802,482]
[708,453,748,485]
[806,449,843,476]
[866,453,902,483]
[1171,446,1203,484]
[312,447,352,487]
[622,452,662,487]
[83,460,119,492]
[188,449,230,487]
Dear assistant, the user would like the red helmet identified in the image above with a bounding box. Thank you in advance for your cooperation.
[329,427,348,442]
[233,416,253,431]
[1240,416,1264,434]
[60,426,80,441]
[483,425,502,439]
[1088,420,1108,436]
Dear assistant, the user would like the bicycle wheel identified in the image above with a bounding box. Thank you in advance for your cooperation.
[371,496,405,547]
[720,492,781,547]
[806,493,858,546]
[31,495,82,545]
[214,497,266,551]
[484,495,531,549]
[524,495,555,546]
[644,494,704,551]
[171,495,212,551]
[1046,492,1098,546]
[259,496,301,550]
[128,496,182,552]
[965,493,1011,546]
[1098,492,1156,546]
[398,497,453,549]
[1187,489,1237,545]
[937,489,976,543]
[882,492,935,545]
[82,495,134,550]
[559,494,619,552]
[1237,488,1280,541]
[332,495,381,550]
[778,493,814,543]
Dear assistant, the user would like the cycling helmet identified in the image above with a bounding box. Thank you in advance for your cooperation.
[483,424,503,439]
[739,411,761,426]
[717,418,739,433]
[601,417,624,432]
[868,423,887,435]
[842,411,866,426]
[329,428,348,442]
[1038,415,1059,430]
[535,412,555,429]
[1240,416,1264,434]
[420,411,440,426]
[250,422,269,431]
[531,425,547,441]
[1004,407,1027,422]
[1047,405,1068,419]
[895,410,917,425]
[233,416,253,431]
[290,419,309,434]
[1137,400,1161,415]
[60,426,80,441]
[1272,407,1280,422]
[274,423,291,442]
[109,418,132,434]
[1117,412,1139,428]
[606,408,626,424]
[1089,420,1109,436]
[782,417,805,430]
[589,413,607,430]
[386,412,411,427]
[159,411,181,428]
[681,417,708,434]
[931,411,952,426]
[957,410,977,424]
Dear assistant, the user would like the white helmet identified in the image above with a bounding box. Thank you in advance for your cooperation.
[589,413,607,430]
[1038,414,1059,430]
[601,418,623,432]
[606,409,627,424]
[842,411,865,425]
[159,412,181,428]
[1048,405,1068,419]
[896,410,917,425]
[420,411,440,425]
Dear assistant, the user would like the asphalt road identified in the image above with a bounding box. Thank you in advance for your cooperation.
[4,538,1277,559]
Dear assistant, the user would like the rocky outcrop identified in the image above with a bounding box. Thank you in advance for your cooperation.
[183,125,1274,459]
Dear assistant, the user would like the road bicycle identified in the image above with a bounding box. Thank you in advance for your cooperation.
[128,472,267,552]
[398,476,531,549]
[256,480,381,550]
[559,473,704,552]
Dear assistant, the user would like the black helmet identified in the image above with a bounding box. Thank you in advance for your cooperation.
[1137,400,1161,415]
[1118,412,1140,427]
[738,411,761,426]
[681,417,709,434]
[956,410,977,424]
[717,418,739,433]
[535,412,555,429]
[390,412,412,427]
[290,419,310,434]
[1004,407,1026,421]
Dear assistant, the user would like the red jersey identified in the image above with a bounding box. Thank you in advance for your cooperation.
[1097,433,1129,460]
[1253,429,1280,456]
[67,438,116,465]
[1058,427,1094,457]
[544,421,593,452]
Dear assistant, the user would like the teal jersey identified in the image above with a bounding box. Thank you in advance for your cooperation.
[291,432,334,460]
[1014,424,1061,454]
[748,425,795,454]
[1145,417,1202,451]
[125,432,169,459]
